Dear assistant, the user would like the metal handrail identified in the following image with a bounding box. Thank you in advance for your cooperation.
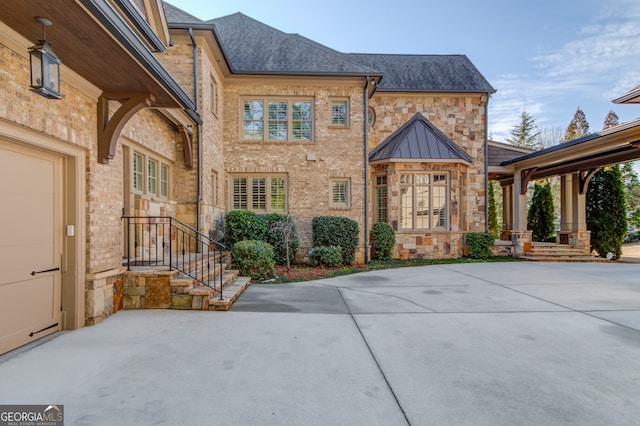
[122,216,230,300]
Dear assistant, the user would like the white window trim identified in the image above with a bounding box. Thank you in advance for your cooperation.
[130,149,170,200]
[399,172,449,231]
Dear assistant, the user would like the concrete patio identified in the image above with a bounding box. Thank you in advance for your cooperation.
[1,262,640,425]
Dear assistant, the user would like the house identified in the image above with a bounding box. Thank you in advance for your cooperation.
[0,1,493,355]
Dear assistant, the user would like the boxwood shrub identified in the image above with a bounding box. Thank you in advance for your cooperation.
[370,222,395,261]
[312,216,359,265]
[224,210,268,248]
[231,240,275,281]
[309,246,343,267]
[465,232,494,259]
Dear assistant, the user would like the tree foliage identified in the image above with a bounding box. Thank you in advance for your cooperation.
[527,181,555,242]
[603,110,619,129]
[488,181,499,238]
[506,110,541,149]
[586,166,627,259]
[562,107,590,141]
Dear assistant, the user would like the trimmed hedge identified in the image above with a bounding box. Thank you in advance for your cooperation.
[371,222,395,261]
[312,216,359,265]
[309,246,343,267]
[231,240,275,281]
[465,233,494,259]
[225,210,268,248]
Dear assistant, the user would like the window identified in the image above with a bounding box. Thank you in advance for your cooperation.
[160,164,169,198]
[330,179,351,208]
[399,173,448,230]
[210,77,218,116]
[231,175,287,213]
[131,150,169,198]
[367,107,376,127]
[133,152,143,192]
[243,98,313,141]
[374,175,388,223]
[148,159,157,195]
[331,99,349,126]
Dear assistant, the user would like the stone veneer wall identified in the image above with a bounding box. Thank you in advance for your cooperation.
[368,94,488,259]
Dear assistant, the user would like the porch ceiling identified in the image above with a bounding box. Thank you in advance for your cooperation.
[0,0,194,111]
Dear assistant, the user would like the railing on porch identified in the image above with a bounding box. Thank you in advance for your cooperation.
[122,216,231,299]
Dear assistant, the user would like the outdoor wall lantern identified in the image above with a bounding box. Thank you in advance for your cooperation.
[28,16,61,99]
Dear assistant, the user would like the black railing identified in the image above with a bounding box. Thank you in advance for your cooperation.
[122,216,231,299]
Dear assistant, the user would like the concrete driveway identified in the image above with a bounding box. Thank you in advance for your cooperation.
[1,262,640,425]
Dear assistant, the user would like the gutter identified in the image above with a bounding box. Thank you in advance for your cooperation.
[484,94,490,234]
[188,28,203,234]
[363,76,370,264]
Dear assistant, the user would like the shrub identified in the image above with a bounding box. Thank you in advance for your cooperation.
[370,222,395,261]
[465,233,494,259]
[587,166,627,259]
[488,181,500,239]
[309,246,343,267]
[231,240,275,281]
[312,216,359,265]
[527,181,555,242]
[264,213,299,267]
[225,210,269,248]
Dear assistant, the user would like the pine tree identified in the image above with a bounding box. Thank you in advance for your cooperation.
[506,110,541,149]
[563,107,590,141]
[586,166,627,259]
[527,180,555,242]
[603,110,619,129]
[488,181,499,238]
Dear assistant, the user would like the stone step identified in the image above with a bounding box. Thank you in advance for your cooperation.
[521,255,609,262]
[209,277,252,311]
[529,249,587,255]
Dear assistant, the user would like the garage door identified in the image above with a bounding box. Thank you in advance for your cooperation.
[0,140,62,355]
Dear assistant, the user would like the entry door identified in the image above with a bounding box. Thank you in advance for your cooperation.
[0,140,62,355]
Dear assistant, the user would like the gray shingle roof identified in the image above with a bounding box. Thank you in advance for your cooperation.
[369,113,473,163]
[163,2,203,24]
[349,54,495,93]
[207,13,380,75]
[162,3,493,93]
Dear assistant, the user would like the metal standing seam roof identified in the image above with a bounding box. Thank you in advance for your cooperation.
[369,113,473,163]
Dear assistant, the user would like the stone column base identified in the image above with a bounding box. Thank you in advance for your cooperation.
[570,230,591,255]
[511,230,533,256]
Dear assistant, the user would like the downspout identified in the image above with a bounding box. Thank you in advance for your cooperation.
[484,94,490,234]
[188,28,202,233]
[363,76,370,264]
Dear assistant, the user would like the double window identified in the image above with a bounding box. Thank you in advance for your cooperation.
[243,98,313,141]
[232,175,287,213]
[399,173,448,230]
[132,151,169,198]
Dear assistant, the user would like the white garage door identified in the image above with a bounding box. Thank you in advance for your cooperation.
[0,140,62,355]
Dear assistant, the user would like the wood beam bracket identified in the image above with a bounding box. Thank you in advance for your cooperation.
[578,168,598,195]
[97,93,155,164]
[519,168,537,195]
[177,125,193,169]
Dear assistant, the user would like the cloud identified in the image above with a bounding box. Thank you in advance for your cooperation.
[489,3,640,141]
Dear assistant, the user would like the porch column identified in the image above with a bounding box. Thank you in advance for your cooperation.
[570,171,591,254]
[512,171,527,231]
[557,174,573,244]
[511,171,532,255]
[501,183,513,231]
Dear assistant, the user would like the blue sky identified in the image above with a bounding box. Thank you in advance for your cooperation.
[167,0,640,146]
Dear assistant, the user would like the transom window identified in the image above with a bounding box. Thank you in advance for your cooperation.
[232,175,287,213]
[243,98,313,141]
[331,99,349,126]
[399,173,448,230]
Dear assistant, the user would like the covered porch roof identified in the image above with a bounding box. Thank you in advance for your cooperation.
[491,118,640,185]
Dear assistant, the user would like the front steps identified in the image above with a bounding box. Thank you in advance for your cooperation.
[122,255,251,311]
[520,242,608,262]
